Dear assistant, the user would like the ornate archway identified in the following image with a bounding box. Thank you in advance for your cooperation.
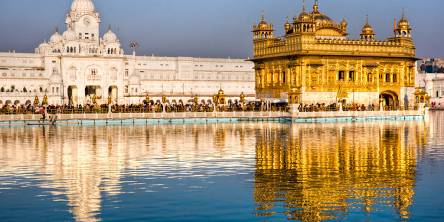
[108,86,118,104]
[380,91,399,110]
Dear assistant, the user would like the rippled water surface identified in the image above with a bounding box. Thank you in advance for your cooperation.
[1,113,444,222]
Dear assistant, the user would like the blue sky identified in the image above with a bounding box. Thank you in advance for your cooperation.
[0,0,442,58]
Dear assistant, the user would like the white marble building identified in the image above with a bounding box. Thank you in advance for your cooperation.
[0,0,255,106]
[416,72,444,109]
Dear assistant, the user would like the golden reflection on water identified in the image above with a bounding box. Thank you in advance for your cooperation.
[254,121,429,221]
[0,114,439,222]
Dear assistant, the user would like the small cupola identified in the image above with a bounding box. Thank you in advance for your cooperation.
[360,16,375,41]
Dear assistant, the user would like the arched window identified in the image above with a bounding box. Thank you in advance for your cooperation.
[338,71,345,81]
[349,71,355,81]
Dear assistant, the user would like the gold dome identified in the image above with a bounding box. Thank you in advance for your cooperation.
[312,13,333,25]
[258,20,269,29]
[360,16,375,40]
[297,12,311,22]
[398,18,411,30]
[311,0,333,25]
[285,21,291,28]
[284,18,292,32]
[398,10,411,30]
[255,14,273,31]
[361,23,374,35]
[341,18,348,27]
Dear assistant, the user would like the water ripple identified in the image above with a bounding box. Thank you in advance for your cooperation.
[0,114,444,221]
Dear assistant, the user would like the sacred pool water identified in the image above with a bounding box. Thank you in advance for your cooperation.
[1,112,444,222]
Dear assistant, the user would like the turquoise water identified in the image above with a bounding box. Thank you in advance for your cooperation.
[0,112,444,221]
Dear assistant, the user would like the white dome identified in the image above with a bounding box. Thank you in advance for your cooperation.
[71,0,95,13]
[49,73,62,83]
[39,42,50,49]
[103,29,118,43]
[50,31,63,43]
[38,42,50,54]
[63,29,76,41]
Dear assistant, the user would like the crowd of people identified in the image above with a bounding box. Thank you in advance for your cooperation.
[0,100,261,115]
[297,103,378,112]
[0,100,404,115]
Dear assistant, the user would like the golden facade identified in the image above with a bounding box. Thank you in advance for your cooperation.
[252,1,417,108]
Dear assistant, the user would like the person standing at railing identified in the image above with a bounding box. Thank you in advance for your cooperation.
[39,106,46,123]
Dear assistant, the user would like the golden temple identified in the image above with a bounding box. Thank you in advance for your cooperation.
[252,0,417,109]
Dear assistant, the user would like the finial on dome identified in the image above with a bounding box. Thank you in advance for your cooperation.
[260,10,265,21]
[108,24,112,31]
[302,0,306,12]
[365,15,369,25]
[55,26,59,33]
[313,0,319,13]
[284,16,291,32]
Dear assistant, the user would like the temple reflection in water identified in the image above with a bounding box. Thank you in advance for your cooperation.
[0,124,255,222]
[0,119,435,222]
[254,121,428,221]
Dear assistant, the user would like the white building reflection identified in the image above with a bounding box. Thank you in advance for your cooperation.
[0,123,256,222]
